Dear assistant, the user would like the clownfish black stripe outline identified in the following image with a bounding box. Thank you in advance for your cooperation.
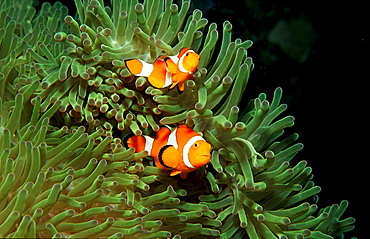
[158,145,173,168]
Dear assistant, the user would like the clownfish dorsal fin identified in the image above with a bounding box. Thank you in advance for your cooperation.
[155,126,172,143]
[158,145,179,169]
[178,47,190,58]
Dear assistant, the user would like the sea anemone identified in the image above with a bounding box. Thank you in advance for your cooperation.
[0,0,355,238]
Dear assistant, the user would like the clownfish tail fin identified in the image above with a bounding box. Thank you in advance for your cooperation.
[124,134,153,154]
[125,59,154,77]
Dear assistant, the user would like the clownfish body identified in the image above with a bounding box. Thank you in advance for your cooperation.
[126,125,211,179]
[124,56,173,89]
[125,48,200,91]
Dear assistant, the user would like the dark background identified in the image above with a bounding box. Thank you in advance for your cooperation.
[43,0,367,237]
[202,0,367,238]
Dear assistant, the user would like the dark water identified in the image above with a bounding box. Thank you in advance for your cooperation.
[205,1,367,237]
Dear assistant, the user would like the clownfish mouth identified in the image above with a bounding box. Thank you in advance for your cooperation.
[200,154,211,160]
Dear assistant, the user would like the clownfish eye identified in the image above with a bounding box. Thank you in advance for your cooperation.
[194,142,199,148]
[186,53,189,56]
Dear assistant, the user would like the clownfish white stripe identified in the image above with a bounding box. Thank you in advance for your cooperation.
[144,136,154,154]
[182,135,205,169]
[164,70,173,87]
[178,50,195,73]
[135,59,154,77]
[167,128,178,149]
[168,55,179,65]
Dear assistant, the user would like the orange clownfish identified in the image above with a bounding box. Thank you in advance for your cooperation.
[126,125,211,179]
[124,48,200,91]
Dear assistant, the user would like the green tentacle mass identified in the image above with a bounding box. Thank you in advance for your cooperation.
[0,0,355,238]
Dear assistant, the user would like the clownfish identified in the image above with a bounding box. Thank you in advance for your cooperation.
[126,125,211,179]
[124,48,200,91]
[164,48,200,91]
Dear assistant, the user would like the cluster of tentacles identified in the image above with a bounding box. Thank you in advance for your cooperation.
[0,0,354,238]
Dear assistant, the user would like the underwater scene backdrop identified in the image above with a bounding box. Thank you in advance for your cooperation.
[0,0,366,238]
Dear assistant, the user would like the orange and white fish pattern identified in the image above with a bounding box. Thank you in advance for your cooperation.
[164,48,200,91]
[126,125,211,179]
[125,48,200,91]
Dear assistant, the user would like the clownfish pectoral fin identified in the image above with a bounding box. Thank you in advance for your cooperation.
[164,57,178,74]
[169,169,182,177]
[169,81,178,89]
[169,170,188,179]
[158,145,179,169]
[125,59,154,77]
[177,81,185,91]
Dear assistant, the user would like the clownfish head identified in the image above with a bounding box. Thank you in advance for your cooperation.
[187,140,212,168]
[177,48,200,74]
[182,51,200,74]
